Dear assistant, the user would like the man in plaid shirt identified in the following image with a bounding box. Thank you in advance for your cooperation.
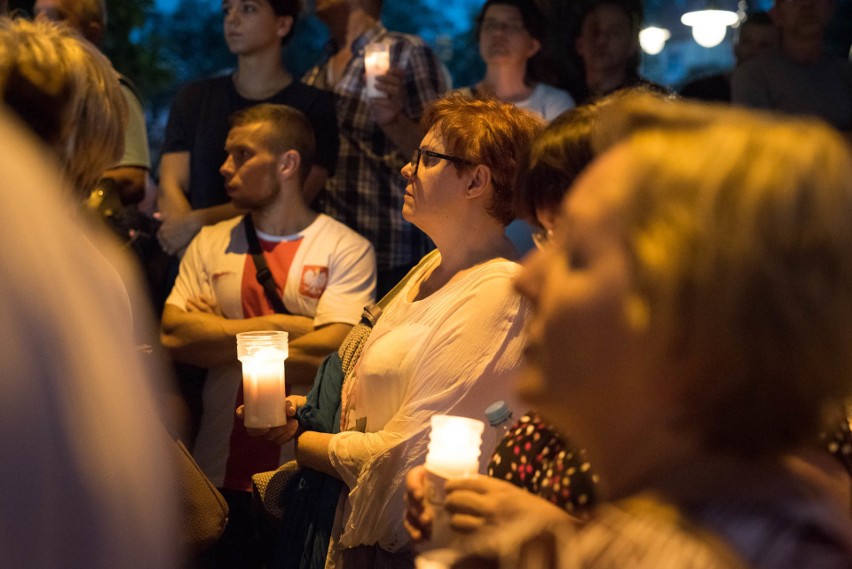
[304,0,448,295]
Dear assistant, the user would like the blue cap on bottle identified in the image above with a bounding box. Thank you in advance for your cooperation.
[485,400,512,426]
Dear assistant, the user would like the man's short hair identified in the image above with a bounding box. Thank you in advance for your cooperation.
[230,103,316,183]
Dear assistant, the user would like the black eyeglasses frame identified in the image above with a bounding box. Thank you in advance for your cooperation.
[410,147,473,177]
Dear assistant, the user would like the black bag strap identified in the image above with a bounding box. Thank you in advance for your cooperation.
[243,215,291,315]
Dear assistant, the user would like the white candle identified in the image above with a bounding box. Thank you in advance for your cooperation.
[236,331,289,428]
[422,415,484,550]
[364,41,390,98]
[425,415,484,478]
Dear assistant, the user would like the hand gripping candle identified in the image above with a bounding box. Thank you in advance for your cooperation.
[422,415,484,549]
[236,331,289,429]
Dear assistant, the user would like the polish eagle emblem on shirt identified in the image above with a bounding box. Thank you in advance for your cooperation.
[300,265,328,299]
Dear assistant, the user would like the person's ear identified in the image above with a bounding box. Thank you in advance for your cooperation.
[276,15,294,39]
[278,149,301,181]
[527,37,542,59]
[465,164,492,199]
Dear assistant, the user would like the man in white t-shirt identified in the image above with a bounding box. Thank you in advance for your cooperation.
[161,103,375,568]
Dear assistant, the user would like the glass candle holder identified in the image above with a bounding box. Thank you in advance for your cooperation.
[426,415,484,478]
[423,415,484,549]
[236,331,288,428]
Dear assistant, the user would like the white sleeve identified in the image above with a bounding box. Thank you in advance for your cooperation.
[328,271,528,550]
[164,231,209,310]
[314,234,377,327]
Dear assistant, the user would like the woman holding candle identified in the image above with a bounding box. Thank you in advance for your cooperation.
[259,94,543,568]
[404,91,666,546]
[447,96,852,566]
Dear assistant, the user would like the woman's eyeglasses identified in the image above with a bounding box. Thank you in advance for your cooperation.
[410,148,472,177]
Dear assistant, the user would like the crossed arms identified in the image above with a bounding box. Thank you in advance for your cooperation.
[161,301,351,387]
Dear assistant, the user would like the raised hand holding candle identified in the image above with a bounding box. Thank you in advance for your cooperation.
[364,40,390,98]
[422,415,484,549]
[236,331,288,429]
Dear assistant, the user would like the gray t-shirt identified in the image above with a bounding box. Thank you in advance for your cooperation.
[732,49,852,131]
[118,82,151,169]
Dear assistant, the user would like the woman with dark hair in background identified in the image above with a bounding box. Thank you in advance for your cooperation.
[457,0,574,122]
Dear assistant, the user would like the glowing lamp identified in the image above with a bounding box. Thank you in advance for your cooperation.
[639,26,671,55]
[681,10,739,48]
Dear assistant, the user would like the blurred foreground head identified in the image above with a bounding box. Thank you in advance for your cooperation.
[517,95,852,466]
[596,96,852,454]
[0,106,177,569]
[0,16,126,197]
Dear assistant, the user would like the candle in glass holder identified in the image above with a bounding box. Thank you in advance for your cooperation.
[364,40,390,98]
[236,331,288,429]
[422,415,484,549]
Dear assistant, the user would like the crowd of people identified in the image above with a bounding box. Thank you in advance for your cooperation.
[1,0,852,568]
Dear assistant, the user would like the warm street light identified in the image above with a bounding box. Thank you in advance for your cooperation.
[681,9,739,48]
[639,26,672,55]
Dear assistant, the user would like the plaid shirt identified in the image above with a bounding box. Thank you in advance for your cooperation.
[303,24,448,272]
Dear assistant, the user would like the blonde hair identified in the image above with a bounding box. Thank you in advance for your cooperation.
[0,17,126,197]
[597,95,852,455]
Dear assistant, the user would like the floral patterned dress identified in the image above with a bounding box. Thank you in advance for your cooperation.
[487,412,598,517]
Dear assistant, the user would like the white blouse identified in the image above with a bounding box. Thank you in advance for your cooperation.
[328,252,529,555]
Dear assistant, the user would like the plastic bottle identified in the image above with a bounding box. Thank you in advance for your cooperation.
[484,400,513,460]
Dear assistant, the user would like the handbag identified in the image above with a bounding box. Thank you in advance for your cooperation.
[140,338,229,552]
[169,429,230,552]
